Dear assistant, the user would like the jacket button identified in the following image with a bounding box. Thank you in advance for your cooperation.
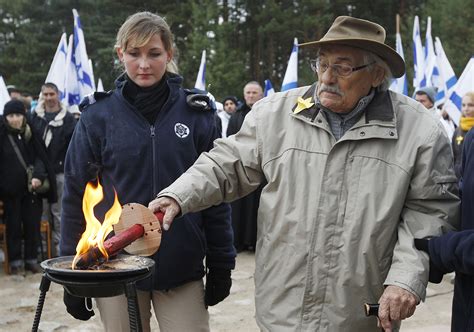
[317,119,322,123]
[360,131,365,136]
[389,131,395,136]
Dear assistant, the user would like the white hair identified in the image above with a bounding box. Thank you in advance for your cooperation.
[362,52,393,91]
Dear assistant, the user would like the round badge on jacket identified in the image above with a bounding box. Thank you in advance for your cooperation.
[174,123,190,138]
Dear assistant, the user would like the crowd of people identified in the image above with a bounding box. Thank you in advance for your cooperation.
[0,11,473,332]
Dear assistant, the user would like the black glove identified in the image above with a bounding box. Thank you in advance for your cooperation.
[414,238,444,284]
[63,289,95,321]
[205,268,232,306]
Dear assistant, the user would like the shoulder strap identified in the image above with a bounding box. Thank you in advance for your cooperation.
[7,134,28,170]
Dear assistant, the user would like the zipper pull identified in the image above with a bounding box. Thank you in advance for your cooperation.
[441,184,447,195]
[150,125,155,138]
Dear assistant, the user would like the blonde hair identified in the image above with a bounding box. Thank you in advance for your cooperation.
[463,91,474,101]
[115,11,178,73]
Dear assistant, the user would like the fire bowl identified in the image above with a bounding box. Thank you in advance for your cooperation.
[40,255,155,297]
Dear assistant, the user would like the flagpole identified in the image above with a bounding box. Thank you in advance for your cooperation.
[396,14,400,34]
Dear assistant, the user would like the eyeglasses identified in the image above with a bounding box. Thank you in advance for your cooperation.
[310,59,375,77]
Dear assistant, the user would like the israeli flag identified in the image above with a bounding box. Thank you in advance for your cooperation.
[444,57,474,125]
[281,38,298,91]
[0,75,11,114]
[72,9,95,101]
[264,79,275,97]
[389,32,408,95]
[412,16,425,90]
[64,34,80,106]
[194,50,206,91]
[45,33,68,100]
[423,17,437,88]
[434,37,457,107]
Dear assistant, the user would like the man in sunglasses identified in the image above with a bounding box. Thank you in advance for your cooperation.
[149,16,459,332]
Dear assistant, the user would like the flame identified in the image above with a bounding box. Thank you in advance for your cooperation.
[72,180,122,269]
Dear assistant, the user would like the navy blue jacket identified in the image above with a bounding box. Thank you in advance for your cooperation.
[60,74,235,290]
[429,128,474,331]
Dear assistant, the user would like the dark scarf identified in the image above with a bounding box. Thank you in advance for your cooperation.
[123,74,170,124]
[3,117,31,142]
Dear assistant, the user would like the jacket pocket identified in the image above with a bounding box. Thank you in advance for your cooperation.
[433,174,458,196]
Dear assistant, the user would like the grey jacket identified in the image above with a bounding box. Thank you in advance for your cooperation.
[159,85,460,331]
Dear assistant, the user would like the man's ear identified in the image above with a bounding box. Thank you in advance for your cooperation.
[371,65,386,88]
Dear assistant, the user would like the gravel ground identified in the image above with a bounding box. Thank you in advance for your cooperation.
[0,251,453,331]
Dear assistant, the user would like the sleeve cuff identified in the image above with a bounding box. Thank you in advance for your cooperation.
[384,270,426,302]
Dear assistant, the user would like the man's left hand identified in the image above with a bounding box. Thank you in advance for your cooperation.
[378,285,418,332]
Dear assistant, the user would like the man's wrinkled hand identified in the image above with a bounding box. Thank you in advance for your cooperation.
[148,196,181,231]
[378,285,418,332]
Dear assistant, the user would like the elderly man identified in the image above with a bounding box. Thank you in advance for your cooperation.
[226,81,263,137]
[149,17,459,331]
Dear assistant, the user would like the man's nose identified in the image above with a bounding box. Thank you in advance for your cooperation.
[320,67,338,85]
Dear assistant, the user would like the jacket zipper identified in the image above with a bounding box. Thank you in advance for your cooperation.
[150,125,157,197]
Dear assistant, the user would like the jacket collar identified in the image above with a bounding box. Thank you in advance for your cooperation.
[34,101,68,127]
[291,83,395,124]
[116,72,183,110]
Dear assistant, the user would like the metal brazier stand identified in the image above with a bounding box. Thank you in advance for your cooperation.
[32,255,155,332]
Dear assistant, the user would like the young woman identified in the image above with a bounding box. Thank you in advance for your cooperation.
[452,91,474,178]
[0,100,56,274]
[60,12,235,331]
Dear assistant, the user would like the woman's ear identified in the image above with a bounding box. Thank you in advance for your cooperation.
[116,47,124,62]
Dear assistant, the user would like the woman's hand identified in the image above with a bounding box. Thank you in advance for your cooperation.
[31,178,42,190]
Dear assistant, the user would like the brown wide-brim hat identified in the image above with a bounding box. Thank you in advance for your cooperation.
[299,16,405,78]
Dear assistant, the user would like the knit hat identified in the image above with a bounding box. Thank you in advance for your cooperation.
[3,99,26,116]
[415,87,437,104]
[222,96,238,105]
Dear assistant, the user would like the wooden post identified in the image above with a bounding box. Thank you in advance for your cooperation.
[396,14,400,34]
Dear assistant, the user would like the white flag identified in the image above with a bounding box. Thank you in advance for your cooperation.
[97,78,104,92]
[444,57,474,125]
[45,33,68,100]
[194,50,206,91]
[264,79,275,96]
[0,76,11,114]
[281,38,298,91]
[389,33,408,95]
[412,16,425,90]
[434,37,457,107]
[423,17,437,87]
[64,34,80,106]
[72,9,95,101]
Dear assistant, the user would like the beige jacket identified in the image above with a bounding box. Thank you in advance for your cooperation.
[159,85,460,331]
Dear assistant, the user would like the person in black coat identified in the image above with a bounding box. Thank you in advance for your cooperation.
[60,11,235,330]
[0,100,56,274]
[30,82,76,257]
[415,128,474,331]
[226,81,263,251]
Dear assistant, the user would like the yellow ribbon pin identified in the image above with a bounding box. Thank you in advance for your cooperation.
[293,97,314,114]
